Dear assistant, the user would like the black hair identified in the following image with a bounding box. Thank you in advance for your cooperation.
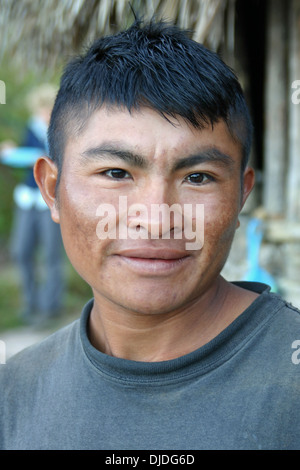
[48,18,253,184]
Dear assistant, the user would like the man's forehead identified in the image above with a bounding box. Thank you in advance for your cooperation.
[64,104,242,164]
[68,104,211,139]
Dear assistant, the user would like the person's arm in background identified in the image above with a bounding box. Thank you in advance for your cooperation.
[0,141,43,168]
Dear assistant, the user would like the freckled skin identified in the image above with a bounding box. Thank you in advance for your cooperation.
[35,106,255,360]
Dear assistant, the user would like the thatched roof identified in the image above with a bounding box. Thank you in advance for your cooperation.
[0,0,234,72]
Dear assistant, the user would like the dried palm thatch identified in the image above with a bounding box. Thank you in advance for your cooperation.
[0,0,235,72]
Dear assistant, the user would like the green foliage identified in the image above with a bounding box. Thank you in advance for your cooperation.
[0,264,23,330]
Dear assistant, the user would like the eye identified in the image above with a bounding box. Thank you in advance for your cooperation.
[185,172,213,185]
[101,168,131,179]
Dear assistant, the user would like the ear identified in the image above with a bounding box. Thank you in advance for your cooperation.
[241,166,255,209]
[34,156,60,223]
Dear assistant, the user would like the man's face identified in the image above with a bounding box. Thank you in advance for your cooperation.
[48,106,254,315]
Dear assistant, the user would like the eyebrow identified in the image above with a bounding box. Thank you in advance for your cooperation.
[80,143,147,168]
[171,148,235,172]
[80,143,235,171]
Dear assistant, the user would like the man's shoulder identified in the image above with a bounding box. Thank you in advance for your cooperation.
[253,289,300,372]
[266,290,300,322]
[236,281,300,323]
[254,285,300,334]
[274,294,300,340]
[0,319,80,385]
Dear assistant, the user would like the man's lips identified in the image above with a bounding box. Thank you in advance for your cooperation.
[113,248,191,275]
[115,248,189,260]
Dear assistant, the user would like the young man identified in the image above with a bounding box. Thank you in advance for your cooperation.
[0,19,299,450]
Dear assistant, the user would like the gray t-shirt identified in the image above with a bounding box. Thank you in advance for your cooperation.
[0,282,299,450]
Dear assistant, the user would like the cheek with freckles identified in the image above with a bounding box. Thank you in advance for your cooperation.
[61,211,97,278]
[58,186,111,281]
[201,194,240,265]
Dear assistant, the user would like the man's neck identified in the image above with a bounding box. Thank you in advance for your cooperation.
[88,277,259,362]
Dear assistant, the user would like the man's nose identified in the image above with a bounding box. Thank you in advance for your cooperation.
[125,181,183,239]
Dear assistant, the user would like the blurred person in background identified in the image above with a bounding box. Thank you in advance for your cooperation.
[0,84,64,324]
